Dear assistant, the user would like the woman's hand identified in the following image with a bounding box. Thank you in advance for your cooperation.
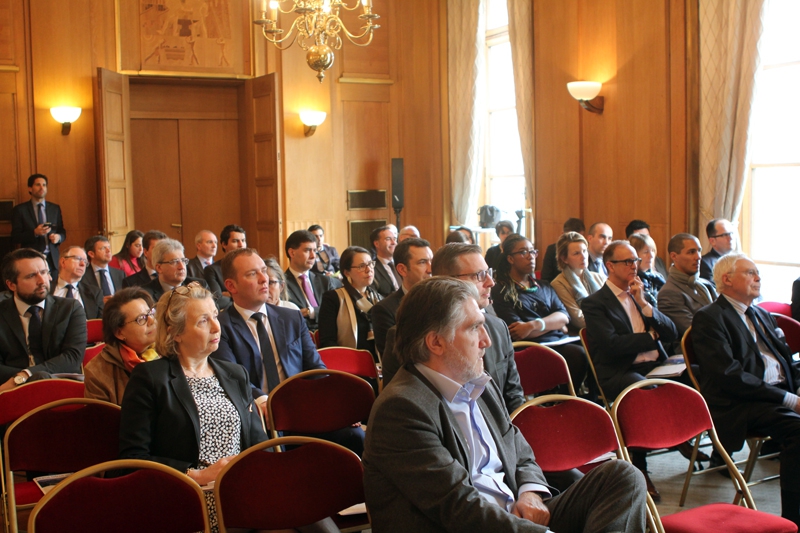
[186,455,235,486]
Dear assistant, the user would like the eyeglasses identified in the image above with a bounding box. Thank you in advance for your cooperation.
[63,255,87,264]
[456,268,493,283]
[608,258,643,267]
[163,281,202,325]
[510,249,538,258]
[268,279,284,287]
[711,232,733,239]
[158,258,190,267]
[352,261,376,272]
[125,307,156,326]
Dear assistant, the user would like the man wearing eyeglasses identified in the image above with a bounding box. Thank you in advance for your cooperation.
[50,245,104,319]
[370,225,402,297]
[691,253,800,527]
[82,235,125,303]
[0,249,86,390]
[700,218,737,285]
[141,239,209,304]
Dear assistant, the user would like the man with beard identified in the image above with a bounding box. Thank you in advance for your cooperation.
[0,249,86,388]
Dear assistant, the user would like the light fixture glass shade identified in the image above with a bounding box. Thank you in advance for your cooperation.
[50,107,82,124]
[567,82,602,101]
[299,111,327,127]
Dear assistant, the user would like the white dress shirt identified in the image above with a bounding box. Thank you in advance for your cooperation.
[606,280,659,363]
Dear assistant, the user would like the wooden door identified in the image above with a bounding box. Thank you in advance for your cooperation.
[94,68,135,251]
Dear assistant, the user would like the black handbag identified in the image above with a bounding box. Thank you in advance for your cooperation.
[477,205,502,228]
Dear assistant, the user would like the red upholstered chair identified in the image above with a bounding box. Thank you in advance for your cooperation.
[82,343,105,368]
[265,369,375,440]
[0,380,84,429]
[611,379,797,533]
[3,399,121,533]
[215,437,368,533]
[579,328,611,409]
[312,329,320,347]
[27,459,209,533]
[318,347,382,393]
[512,343,575,397]
[774,313,800,355]
[757,301,792,317]
[86,319,103,345]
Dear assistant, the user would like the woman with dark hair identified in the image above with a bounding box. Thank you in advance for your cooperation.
[455,225,475,245]
[84,287,158,404]
[446,230,469,244]
[318,246,382,359]
[109,230,145,277]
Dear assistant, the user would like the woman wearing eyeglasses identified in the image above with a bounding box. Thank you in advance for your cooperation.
[318,246,382,360]
[264,256,301,311]
[550,232,606,334]
[84,287,159,405]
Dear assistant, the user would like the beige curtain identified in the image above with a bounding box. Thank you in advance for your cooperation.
[699,0,766,244]
[506,0,535,233]
[448,0,485,227]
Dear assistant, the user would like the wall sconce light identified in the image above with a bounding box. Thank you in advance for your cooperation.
[299,111,327,137]
[50,107,82,135]
[567,82,604,114]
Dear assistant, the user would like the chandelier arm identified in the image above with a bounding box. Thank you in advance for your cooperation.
[334,0,366,12]
[338,23,376,45]
[261,17,302,49]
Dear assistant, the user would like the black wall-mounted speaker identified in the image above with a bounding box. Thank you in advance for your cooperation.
[391,158,404,210]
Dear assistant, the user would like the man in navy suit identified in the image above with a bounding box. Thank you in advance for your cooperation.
[308,224,340,274]
[11,174,66,279]
[82,235,125,302]
[213,248,364,456]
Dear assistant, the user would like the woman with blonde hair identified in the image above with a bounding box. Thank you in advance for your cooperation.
[550,232,606,334]
[629,233,664,306]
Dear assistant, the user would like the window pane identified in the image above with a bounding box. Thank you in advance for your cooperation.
[749,166,800,264]
[487,41,515,109]
[760,0,800,65]
[489,176,526,216]
[752,263,798,304]
[488,108,524,176]
[486,0,508,31]
[750,64,800,164]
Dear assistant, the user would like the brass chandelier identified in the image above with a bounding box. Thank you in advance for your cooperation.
[254,0,381,82]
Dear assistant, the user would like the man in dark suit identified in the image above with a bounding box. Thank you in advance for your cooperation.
[308,224,340,274]
[539,218,585,282]
[141,239,208,304]
[187,229,217,279]
[122,230,167,288]
[585,222,613,276]
[50,245,104,319]
[203,224,246,310]
[11,174,66,278]
[283,230,342,330]
[213,248,364,456]
[691,252,800,527]
[700,218,736,285]
[371,237,432,356]
[369,225,401,297]
[0,249,86,388]
[82,235,124,303]
[363,277,646,533]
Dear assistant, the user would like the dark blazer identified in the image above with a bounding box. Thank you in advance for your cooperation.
[484,244,502,271]
[691,296,800,451]
[371,289,403,356]
[119,356,267,472]
[186,257,210,280]
[11,201,66,264]
[381,313,525,414]
[539,243,559,283]
[203,263,231,310]
[284,269,342,330]
[81,265,125,294]
[0,295,86,382]
[582,284,677,399]
[699,248,722,285]
[140,276,209,306]
[371,261,401,298]
[123,268,154,288]
[791,277,800,321]
[363,364,551,533]
[49,280,104,320]
[314,244,340,274]
[212,303,325,399]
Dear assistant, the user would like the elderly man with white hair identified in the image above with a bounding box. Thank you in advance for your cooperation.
[141,238,210,304]
[397,225,421,242]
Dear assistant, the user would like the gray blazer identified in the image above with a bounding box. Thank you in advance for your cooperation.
[550,270,606,334]
[657,275,717,338]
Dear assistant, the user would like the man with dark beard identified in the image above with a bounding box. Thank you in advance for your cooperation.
[0,248,86,389]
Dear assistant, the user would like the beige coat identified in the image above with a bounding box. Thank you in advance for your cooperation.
[84,344,132,405]
[551,270,607,333]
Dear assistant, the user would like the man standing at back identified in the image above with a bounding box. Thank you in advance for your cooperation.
[187,230,217,279]
[284,230,342,330]
[11,174,66,279]
[585,222,613,276]
[700,218,737,285]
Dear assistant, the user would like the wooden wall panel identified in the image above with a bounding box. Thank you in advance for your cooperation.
[0,0,14,64]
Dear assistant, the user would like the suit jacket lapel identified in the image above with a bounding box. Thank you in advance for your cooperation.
[168,357,201,444]
[602,286,634,334]
[1,300,27,354]
[266,305,289,367]
[285,271,305,305]
[229,306,262,384]
[41,296,57,355]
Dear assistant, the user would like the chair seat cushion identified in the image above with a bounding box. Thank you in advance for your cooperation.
[661,503,797,533]
[14,480,43,506]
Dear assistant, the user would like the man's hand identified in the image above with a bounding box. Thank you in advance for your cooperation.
[48,233,60,244]
[513,491,550,526]
[629,276,649,308]
[34,224,50,237]
[300,307,310,318]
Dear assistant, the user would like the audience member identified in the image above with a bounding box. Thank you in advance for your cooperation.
[586,222,613,276]
[109,230,144,277]
[550,232,605,334]
[455,225,476,244]
[629,233,665,307]
[0,249,86,387]
[263,256,300,310]
[541,217,585,282]
[141,239,209,303]
[284,230,343,330]
[625,219,669,279]
[657,233,716,338]
[122,230,167,288]
[204,224,247,310]
[363,277,647,533]
[491,234,588,396]
[84,288,158,404]
[308,224,341,274]
[445,230,469,244]
[50,245,104,319]
[370,225,401,297]
[397,225,420,242]
[187,230,217,279]
[793,277,800,322]
[82,235,124,302]
[371,238,432,356]
[700,218,737,284]
[691,253,800,527]
[11,174,66,279]
[483,220,514,270]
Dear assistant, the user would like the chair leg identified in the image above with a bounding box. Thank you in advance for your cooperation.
[679,434,704,506]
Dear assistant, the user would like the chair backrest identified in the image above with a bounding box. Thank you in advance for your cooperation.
[514,344,575,396]
[0,380,85,427]
[28,459,209,533]
[774,313,800,354]
[267,369,375,435]
[757,301,792,316]
[86,319,103,345]
[510,395,619,472]
[579,328,610,408]
[216,437,364,532]
[83,343,106,367]
[312,329,320,347]
[318,347,379,380]
[680,327,702,390]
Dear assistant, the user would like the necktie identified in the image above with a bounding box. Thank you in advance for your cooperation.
[745,307,782,358]
[151,271,158,279]
[27,306,44,362]
[251,312,281,392]
[37,203,45,225]
[64,284,75,299]
[299,274,318,307]
[98,269,112,296]
[388,261,400,290]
